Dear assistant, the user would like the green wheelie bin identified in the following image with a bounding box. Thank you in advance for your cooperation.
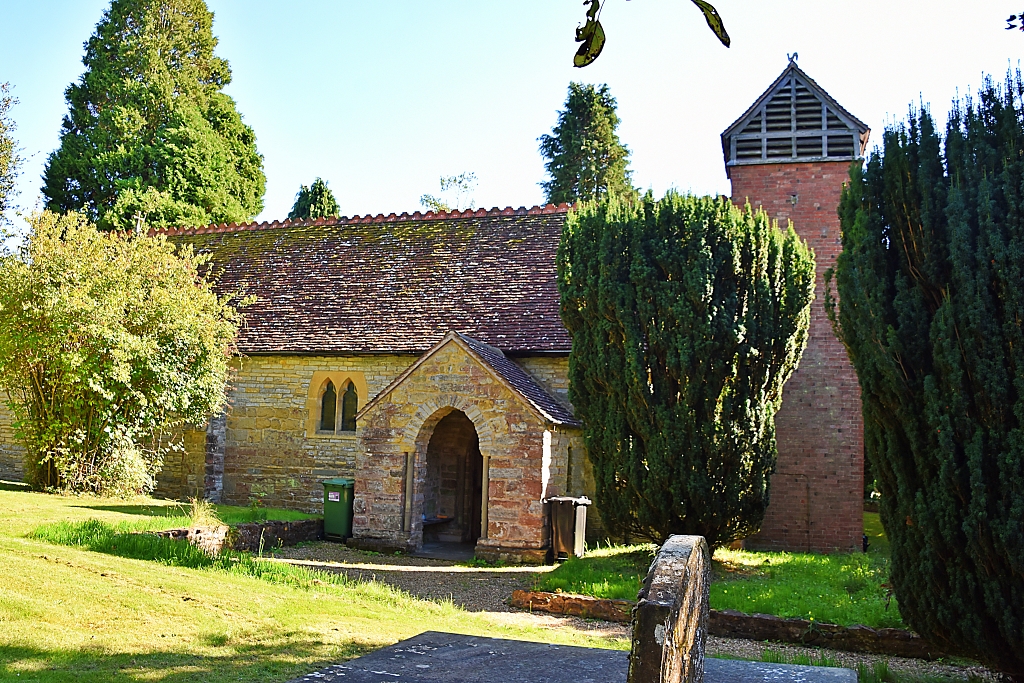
[322,478,355,541]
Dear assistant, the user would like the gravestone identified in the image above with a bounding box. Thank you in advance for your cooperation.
[628,535,710,683]
[288,535,858,683]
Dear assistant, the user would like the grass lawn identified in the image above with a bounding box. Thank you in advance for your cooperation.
[0,489,626,682]
[536,513,903,629]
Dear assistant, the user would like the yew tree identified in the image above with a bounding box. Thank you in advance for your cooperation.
[828,76,1024,677]
[42,0,265,231]
[559,192,814,548]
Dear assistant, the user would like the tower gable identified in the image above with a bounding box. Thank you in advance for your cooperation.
[721,59,870,174]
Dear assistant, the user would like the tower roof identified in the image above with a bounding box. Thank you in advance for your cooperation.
[721,58,870,175]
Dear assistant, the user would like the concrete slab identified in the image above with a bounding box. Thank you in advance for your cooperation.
[287,632,858,683]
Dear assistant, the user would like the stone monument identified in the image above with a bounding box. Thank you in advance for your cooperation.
[628,535,710,683]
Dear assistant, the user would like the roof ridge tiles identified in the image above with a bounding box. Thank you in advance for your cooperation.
[148,202,573,238]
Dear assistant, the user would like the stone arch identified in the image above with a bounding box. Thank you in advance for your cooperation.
[400,395,499,459]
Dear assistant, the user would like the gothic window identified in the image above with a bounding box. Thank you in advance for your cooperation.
[320,381,337,432]
[340,381,358,432]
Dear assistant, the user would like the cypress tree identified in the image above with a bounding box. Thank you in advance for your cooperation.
[539,83,634,204]
[559,192,814,548]
[289,178,339,220]
[828,76,1024,677]
[42,0,265,231]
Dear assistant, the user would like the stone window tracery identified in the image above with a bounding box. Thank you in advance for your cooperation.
[341,382,358,432]
[306,371,368,438]
[320,381,337,432]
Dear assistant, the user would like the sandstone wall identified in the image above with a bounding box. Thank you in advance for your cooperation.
[514,355,605,542]
[218,354,416,512]
[153,427,208,500]
[0,403,24,482]
[730,160,865,552]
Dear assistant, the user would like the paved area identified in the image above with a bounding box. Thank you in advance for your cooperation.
[286,632,859,683]
[271,541,995,681]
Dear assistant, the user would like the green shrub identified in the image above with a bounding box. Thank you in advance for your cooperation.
[0,211,240,495]
[828,75,1024,677]
[558,192,814,548]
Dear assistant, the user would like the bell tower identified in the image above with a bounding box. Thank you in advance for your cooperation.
[722,58,870,552]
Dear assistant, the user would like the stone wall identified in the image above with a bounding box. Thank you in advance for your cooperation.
[0,403,24,482]
[515,355,571,407]
[730,161,865,552]
[218,354,416,512]
[154,427,207,500]
[517,355,605,543]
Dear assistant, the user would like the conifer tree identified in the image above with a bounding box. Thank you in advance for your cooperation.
[289,178,339,220]
[540,83,634,205]
[828,76,1024,678]
[42,0,265,231]
[559,192,814,548]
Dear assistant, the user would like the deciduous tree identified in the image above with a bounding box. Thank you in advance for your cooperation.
[0,83,20,225]
[419,172,477,213]
[827,76,1024,679]
[41,0,265,231]
[559,192,814,549]
[0,211,241,496]
[540,83,634,205]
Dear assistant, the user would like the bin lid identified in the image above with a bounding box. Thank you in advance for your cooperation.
[543,496,591,505]
[322,478,355,487]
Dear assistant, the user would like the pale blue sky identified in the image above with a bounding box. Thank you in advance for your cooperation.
[0,1,1020,226]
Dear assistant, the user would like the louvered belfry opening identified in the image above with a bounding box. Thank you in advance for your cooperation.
[723,62,868,169]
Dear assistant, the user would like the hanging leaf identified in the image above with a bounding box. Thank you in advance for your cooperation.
[574,0,606,68]
[574,20,606,67]
[691,0,731,47]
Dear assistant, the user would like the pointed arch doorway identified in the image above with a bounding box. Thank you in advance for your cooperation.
[421,410,484,552]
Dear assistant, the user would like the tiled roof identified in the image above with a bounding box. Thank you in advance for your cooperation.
[356,331,580,427]
[456,333,579,427]
[157,205,573,354]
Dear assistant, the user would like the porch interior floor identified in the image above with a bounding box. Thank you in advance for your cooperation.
[413,542,477,562]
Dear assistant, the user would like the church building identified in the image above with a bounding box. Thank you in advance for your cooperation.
[0,59,869,559]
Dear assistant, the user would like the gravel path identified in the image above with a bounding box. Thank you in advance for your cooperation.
[272,542,995,681]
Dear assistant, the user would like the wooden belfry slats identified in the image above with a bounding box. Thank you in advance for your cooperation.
[725,68,864,166]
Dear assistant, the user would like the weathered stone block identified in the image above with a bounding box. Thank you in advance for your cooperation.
[629,535,710,683]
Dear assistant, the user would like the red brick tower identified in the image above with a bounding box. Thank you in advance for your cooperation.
[722,59,869,552]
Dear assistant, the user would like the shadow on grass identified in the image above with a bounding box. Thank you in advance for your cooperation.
[72,504,188,518]
[0,636,378,683]
[0,479,31,492]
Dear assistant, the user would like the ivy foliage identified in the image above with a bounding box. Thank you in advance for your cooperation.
[289,178,339,220]
[41,0,265,231]
[559,193,814,549]
[0,212,241,496]
[827,76,1024,677]
[539,83,634,205]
